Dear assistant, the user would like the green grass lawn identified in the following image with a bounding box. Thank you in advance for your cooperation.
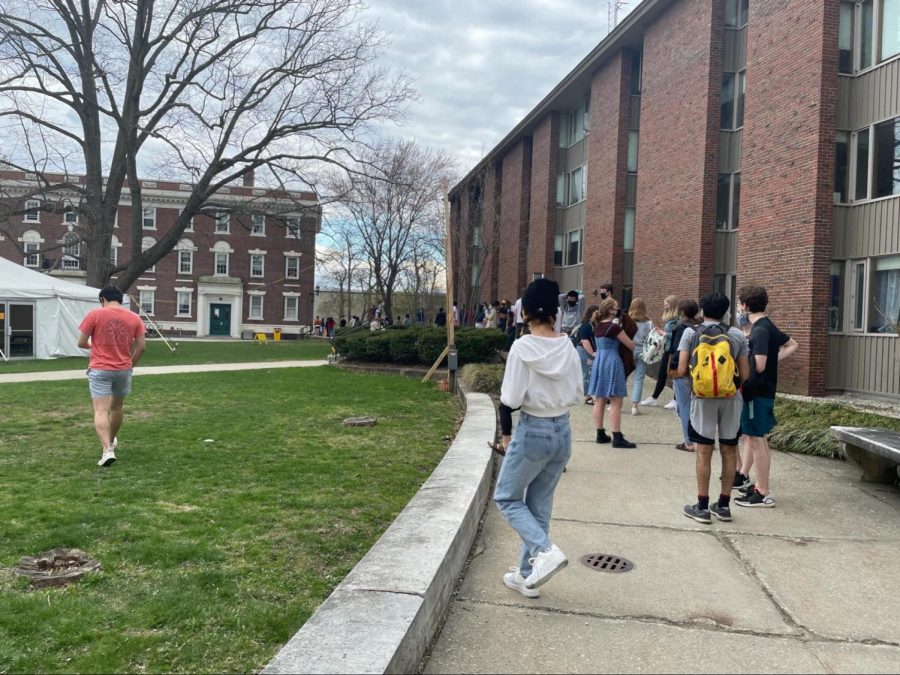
[0,366,458,673]
[0,339,331,374]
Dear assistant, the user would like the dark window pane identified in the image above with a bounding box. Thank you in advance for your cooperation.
[716,174,730,230]
[835,131,850,202]
[839,2,854,73]
[854,263,866,329]
[725,0,738,27]
[856,129,870,200]
[873,118,900,198]
[732,173,741,229]
[721,73,735,129]
[861,0,874,69]
[829,263,843,331]
[630,50,642,95]
[739,0,749,26]
[736,72,745,128]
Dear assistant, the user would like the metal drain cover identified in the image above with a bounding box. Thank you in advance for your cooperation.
[581,553,634,573]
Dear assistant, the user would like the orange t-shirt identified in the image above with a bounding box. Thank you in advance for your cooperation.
[79,305,146,371]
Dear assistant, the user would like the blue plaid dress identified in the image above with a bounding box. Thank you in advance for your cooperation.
[588,324,627,398]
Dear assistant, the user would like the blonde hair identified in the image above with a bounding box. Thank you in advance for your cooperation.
[662,294,679,322]
[629,298,649,323]
[592,298,617,323]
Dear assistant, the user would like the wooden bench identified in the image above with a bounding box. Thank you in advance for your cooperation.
[830,426,900,483]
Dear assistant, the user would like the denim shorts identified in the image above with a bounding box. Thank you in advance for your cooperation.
[87,368,133,399]
[741,396,776,437]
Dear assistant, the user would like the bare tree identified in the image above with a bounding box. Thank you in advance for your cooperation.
[316,216,366,320]
[0,0,411,289]
[327,138,454,320]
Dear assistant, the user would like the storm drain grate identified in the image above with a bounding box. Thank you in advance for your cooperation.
[580,553,634,573]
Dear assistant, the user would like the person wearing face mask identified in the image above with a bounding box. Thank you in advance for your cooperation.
[555,289,584,336]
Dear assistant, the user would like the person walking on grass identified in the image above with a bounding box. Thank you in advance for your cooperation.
[493,278,582,598]
[677,292,749,524]
[641,294,680,410]
[588,298,638,448]
[77,285,146,467]
[733,285,799,508]
[670,299,701,452]
[575,304,599,405]
[627,298,656,416]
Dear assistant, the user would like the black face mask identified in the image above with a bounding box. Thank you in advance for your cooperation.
[567,300,577,307]
[600,293,609,300]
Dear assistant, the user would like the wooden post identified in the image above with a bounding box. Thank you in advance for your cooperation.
[442,178,457,393]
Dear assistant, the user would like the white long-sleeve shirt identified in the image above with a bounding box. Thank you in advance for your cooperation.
[500,334,583,418]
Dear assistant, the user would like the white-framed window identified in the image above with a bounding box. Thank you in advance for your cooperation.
[724,0,749,28]
[557,166,587,207]
[64,209,78,225]
[624,207,636,251]
[142,206,156,230]
[716,172,742,230]
[21,230,42,268]
[871,255,900,333]
[109,235,121,267]
[24,199,41,222]
[721,70,745,130]
[850,259,868,331]
[284,296,299,321]
[849,115,900,201]
[248,294,264,320]
[285,218,300,238]
[251,214,266,235]
[553,234,564,266]
[139,289,156,315]
[559,99,590,147]
[215,211,230,233]
[61,232,80,270]
[142,236,156,273]
[176,239,195,275]
[565,229,583,266]
[176,290,192,317]
[840,0,900,74]
[212,241,231,276]
[250,254,265,278]
[285,256,300,279]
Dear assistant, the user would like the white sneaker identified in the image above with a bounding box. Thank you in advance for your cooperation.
[111,437,118,451]
[503,567,540,598]
[631,406,639,416]
[98,449,117,467]
[640,397,658,406]
[524,544,568,589]
[664,400,677,410]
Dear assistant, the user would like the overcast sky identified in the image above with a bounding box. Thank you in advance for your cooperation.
[366,0,637,177]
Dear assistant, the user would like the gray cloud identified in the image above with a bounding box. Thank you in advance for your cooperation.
[366,0,637,172]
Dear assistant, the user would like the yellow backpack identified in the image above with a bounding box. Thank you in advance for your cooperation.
[689,324,737,398]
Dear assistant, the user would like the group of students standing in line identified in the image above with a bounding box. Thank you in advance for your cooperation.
[488,277,798,599]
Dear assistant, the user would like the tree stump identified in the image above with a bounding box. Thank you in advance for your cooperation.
[14,548,101,588]
[343,416,377,427]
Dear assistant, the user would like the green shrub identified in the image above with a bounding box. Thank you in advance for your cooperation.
[338,326,506,366]
[416,328,447,366]
[389,329,420,364]
[455,328,506,365]
[360,332,393,362]
[460,364,505,395]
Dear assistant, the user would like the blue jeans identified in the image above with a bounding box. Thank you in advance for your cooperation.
[631,349,648,403]
[674,376,692,444]
[576,345,592,395]
[494,412,571,577]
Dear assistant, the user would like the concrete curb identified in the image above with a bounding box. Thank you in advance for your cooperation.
[262,390,496,674]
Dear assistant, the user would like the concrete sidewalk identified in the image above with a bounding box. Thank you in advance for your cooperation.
[0,360,328,384]
[425,386,900,673]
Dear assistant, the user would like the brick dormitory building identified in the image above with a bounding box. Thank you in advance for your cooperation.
[450,0,900,400]
[0,170,321,343]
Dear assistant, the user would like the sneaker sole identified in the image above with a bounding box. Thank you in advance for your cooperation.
[683,510,711,524]
[100,457,116,467]
[525,559,568,589]
[503,577,540,598]
[710,510,733,522]
[735,500,775,508]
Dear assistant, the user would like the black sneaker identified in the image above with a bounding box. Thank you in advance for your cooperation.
[596,429,611,444]
[683,503,711,524]
[612,435,637,449]
[733,472,751,491]
[738,482,755,497]
[735,488,775,508]
[709,502,733,522]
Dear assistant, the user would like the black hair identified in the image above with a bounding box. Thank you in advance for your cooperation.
[738,285,769,313]
[599,283,614,295]
[699,292,730,321]
[677,298,701,324]
[99,285,124,304]
[567,290,579,298]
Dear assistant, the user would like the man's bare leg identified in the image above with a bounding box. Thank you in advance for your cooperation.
[695,443,713,496]
[750,436,771,494]
[719,444,738,496]
[92,397,114,453]
[109,397,125,446]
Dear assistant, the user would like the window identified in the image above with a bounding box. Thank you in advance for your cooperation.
[559,99,589,147]
[285,256,300,279]
[721,71,745,130]
[725,0,749,28]
[250,254,265,278]
[565,229,582,266]
[843,0,900,72]
[251,214,266,235]
[284,296,299,321]
[716,173,741,230]
[624,208,636,250]
[829,262,844,331]
[139,289,155,315]
[109,235,120,267]
[176,291,192,317]
[851,260,868,330]
[61,232,80,270]
[630,50,642,95]
[21,230,42,268]
[142,236,156,273]
[215,211,230,233]
[553,234,564,266]
[835,131,850,202]
[142,207,156,229]
[24,199,40,222]
[854,128,871,199]
[213,241,230,275]
[558,166,587,207]
[64,209,78,225]
[840,2,855,73]
[249,295,264,320]
[871,255,900,332]
[627,131,639,173]
[872,116,900,198]
[176,240,194,275]
[285,218,300,238]
[883,0,900,62]
[568,167,584,205]
[713,273,738,323]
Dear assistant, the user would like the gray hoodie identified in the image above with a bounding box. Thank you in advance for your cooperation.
[500,334,583,417]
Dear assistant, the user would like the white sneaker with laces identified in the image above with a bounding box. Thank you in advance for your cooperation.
[524,544,568,589]
[640,397,658,406]
[111,437,118,451]
[503,567,540,598]
[664,400,677,410]
[98,449,117,467]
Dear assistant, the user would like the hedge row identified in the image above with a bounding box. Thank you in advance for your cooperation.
[333,327,506,366]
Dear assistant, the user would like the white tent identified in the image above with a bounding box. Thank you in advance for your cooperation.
[0,257,104,359]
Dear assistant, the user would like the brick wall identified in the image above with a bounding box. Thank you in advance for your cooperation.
[528,113,560,280]
[480,161,501,303]
[498,138,532,302]
[633,0,722,307]
[739,0,838,395]
[584,52,629,300]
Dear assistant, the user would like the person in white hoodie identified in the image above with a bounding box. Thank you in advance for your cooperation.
[492,278,583,598]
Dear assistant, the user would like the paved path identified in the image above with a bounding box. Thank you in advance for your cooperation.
[426,384,900,673]
[0,360,328,384]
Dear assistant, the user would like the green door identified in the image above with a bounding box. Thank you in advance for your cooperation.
[209,303,231,336]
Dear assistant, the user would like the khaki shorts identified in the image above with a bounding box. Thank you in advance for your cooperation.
[688,394,743,446]
[87,368,132,399]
